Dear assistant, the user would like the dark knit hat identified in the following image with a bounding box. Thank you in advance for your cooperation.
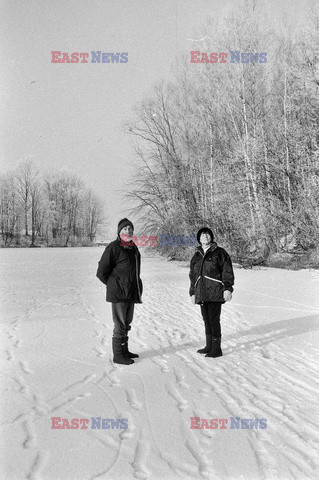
[117,218,134,235]
[197,227,214,244]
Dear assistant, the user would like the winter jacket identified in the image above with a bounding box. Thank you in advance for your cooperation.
[189,242,234,304]
[96,238,143,303]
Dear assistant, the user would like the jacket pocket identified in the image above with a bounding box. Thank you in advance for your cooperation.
[106,275,118,301]
[106,274,115,288]
[203,276,224,301]
[117,278,131,299]
[107,275,130,301]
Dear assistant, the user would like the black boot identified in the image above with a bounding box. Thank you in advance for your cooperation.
[123,336,139,358]
[197,334,213,354]
[205,336,223,358]
[112,337,134,365]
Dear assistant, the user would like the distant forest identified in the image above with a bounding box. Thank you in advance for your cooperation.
[0,161,105,247]
[125,0,319,264]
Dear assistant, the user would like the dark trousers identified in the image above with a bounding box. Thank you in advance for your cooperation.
[200,302,222,337]
[112,302,134,338]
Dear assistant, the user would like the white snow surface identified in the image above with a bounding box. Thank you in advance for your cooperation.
[1,247,319,480]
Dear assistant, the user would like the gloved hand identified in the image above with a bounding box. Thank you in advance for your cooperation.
[223,290,232,302]
[191,295,196,304]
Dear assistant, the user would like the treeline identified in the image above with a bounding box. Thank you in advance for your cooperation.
[126,1,319,262]
[0,160,105,247]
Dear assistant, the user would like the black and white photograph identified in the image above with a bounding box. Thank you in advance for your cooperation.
[1,0,319,479]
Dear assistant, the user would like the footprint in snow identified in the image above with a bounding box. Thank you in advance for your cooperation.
[132,438,150,480]
[151,357,169,373]
[26,450,49,480]
[6,349,14,361]
[51,392,91,412]
[92,347,107,357]
[174,367,189,389]
[22,419,36,449]
[260,348,273,359]
[199,388,210,397]
[108,370,121,387]
[19,361,34,375]
[13,377,31,397]
[175,351,192,365]
[32,394,51,416]
[119,411,135,440]
[192,409,216,439]
[166,384,188,412]
[126,388,142,410]
[185,436,211,478]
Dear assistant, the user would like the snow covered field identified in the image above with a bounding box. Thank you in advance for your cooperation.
[1,247,319,480]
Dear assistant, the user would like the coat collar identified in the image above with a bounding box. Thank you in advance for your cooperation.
[116,237,135,249]
[196,241,218,256]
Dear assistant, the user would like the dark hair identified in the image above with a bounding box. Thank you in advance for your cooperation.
[196,227,214,244]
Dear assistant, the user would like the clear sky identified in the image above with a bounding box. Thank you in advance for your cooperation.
[0,0,307,238]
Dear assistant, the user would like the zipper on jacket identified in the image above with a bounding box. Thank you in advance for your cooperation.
[204,275,224,286]
[135,252,142,302]
[195,244,220,291]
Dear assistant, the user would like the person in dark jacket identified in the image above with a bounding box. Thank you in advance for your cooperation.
[96,218,143,365]
[189,227,234,358]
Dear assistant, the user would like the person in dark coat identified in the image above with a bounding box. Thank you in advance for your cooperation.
[189,227,234,357]
[96,218,143,365]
